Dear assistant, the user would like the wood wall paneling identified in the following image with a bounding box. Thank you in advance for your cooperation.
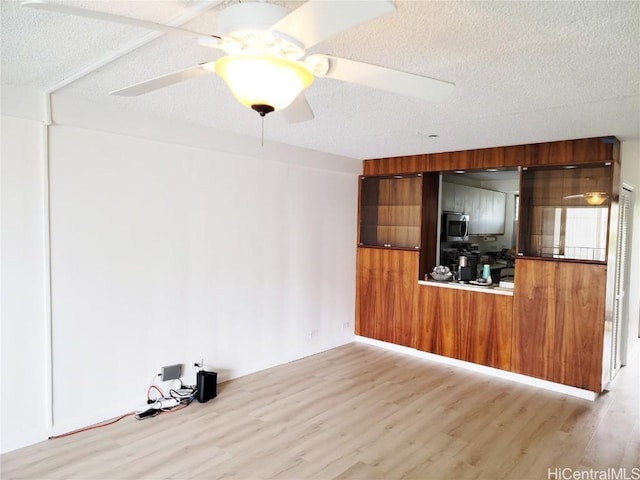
[355,248,419,348]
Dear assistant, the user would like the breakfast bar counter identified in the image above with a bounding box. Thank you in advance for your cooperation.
[418,279,514,296]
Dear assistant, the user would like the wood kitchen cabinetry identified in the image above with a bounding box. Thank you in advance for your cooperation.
[355,248,419,347]
[512,259,606,391]
[363,137,617,176]
[441,182,506,235]
[359,174,422,249]
[417,286,512,370]
[356,136,620,393]
[518,164,612,261]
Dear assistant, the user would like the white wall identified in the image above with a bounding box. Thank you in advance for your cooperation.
[1,88,361,452]
[48,125,360,434]
[1,113,51,453]
[620,140,640,358]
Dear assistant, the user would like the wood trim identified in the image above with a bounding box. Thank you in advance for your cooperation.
[419,172,439,279]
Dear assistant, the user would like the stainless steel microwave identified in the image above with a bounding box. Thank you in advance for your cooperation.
[442,213,470,242]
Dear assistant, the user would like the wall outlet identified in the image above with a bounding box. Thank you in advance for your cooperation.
[161,364,182,381]
[310,329,319,338]
[342,322,350,329]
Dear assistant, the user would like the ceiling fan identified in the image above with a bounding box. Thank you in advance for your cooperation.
[563,192,609,205]
[22,0,455,123]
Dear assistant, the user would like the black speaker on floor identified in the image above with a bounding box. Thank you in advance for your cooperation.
[196,370,217,403]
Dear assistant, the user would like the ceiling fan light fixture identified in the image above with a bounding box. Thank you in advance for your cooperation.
[584,192,608,206]
[215,54,314,113]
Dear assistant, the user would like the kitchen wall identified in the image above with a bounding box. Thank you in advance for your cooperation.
[1,87,360,453]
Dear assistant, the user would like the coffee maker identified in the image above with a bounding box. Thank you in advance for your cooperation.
[456,253,479,282]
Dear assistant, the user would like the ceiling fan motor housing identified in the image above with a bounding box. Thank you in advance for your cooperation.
[218,2,304,59]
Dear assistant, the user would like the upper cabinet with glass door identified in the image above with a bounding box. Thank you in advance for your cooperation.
[518,163,612,262]
[359,174,422,249]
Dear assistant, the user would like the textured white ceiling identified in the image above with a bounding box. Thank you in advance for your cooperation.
[2,0,639,160]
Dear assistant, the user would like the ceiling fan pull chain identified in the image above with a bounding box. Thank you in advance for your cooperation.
[261,115,265,147]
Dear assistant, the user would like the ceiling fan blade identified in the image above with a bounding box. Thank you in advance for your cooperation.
[282,93,315,123]
[270,0,395,50]
[111,62,215,96]
[563,194,586,199]
[314,54,455,103]
[21,0,220,44]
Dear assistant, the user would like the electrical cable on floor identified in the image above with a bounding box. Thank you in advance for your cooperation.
[49,412,136,439]
[48,383,199,438]
[136,382,197,420]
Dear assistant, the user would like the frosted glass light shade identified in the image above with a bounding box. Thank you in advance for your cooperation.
[215,55,314,112]
[584,192,608,205]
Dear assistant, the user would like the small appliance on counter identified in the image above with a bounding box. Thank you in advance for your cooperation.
[440,243,480,272]
[457,255,474,282]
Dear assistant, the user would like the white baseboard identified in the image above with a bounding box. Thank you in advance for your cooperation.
[354,336,597,401]
[0,428,50,455]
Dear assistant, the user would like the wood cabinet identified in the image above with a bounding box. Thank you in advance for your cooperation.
[522,137,617,167]
[417,286,512,370]
[512,259,606,391]
[442,182,506,235]
[355,248,419,347]
[359,174,422,249]
[356,136,620,393]
[518,164,612,261]
[362,137,617,176]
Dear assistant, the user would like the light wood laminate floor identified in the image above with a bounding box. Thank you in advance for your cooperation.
[2,342,639,479]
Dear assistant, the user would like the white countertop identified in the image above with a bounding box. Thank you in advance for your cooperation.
[418,279,514,296]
